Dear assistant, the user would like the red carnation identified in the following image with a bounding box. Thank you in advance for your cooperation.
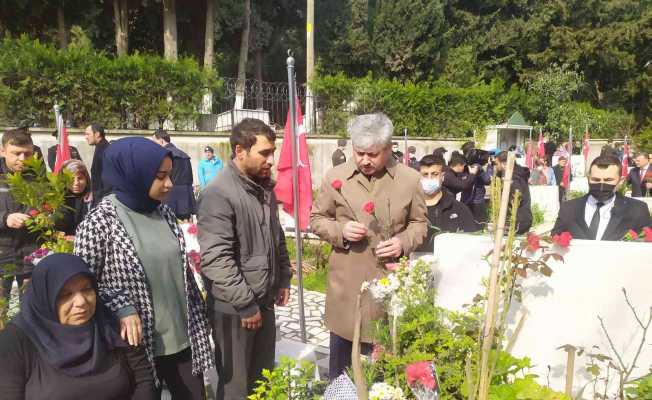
[643,227,652,243]
[187,224,198,236]
[526,232,541,252]
[406,361,438,391]
[331,179,343,191]
[42,203,53,213]
[187,250,201,273]
[552,231,572,248]
[28,209,39,218]
[371,344,385,362]
[362,201,375,215]
[624,229,639,241]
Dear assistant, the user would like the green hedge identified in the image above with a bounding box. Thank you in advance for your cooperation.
[0,33,219,128]
[311,73,522,137]
[311,73,638,139]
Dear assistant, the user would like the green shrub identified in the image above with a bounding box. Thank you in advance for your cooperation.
[0,33,219,128]
[286,238,332,271]
[531,203,545,227]
[312,73,517,137]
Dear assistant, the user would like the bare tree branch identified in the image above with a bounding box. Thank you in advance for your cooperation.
[622,288,645,329]
[597,315,628,373]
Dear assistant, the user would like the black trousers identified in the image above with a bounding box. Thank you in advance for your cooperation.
[155,347,205,400]
[328,332,373,381]
[211,307,276,400]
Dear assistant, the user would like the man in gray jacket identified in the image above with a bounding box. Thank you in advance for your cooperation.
[197,118,292,399]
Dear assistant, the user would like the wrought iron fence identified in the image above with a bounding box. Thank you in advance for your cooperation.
[205,77,317,133]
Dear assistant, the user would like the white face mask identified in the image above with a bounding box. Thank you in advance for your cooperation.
[537,166,544,171]
[421,178,441,195]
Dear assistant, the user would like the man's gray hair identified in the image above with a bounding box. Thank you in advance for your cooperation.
[347,113,394,150]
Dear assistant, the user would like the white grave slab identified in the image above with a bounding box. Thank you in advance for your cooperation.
[432,233,652,398]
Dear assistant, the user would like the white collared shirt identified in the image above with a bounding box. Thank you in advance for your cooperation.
[584,194,616,241]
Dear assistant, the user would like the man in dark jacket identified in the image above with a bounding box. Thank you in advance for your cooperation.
[0,129,40,308]
[331,138,347,167]
[84,123,111,206]
[443,151,479,197]
[628,152,652,197]
[553,155,651,240]
[552,156,570,204]
[415,155,479,253]
[495,151,533,234]
[153,129,195,220]
[197,118,292,399]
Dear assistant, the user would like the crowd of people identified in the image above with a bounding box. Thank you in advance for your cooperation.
[0,114,650,399]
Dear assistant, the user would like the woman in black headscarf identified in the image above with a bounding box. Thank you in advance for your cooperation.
[73,137,214,400]
[0,253,155,399]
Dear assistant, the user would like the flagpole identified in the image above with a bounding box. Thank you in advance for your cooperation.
[286,50,307,343]
[568,126,573,186]
[403,128,408,164]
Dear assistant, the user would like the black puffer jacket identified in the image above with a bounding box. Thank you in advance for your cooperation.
[502,164,533,234]
[0,160,39,276]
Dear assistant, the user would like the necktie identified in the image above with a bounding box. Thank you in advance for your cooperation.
[588,202,604,240]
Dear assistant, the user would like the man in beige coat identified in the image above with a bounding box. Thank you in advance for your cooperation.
[310,113,427,380]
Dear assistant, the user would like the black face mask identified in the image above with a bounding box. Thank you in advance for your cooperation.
[589,182,616,202]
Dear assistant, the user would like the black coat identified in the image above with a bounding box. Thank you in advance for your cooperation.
[500,165,532,234]
[47,145,81,172]
[628,165,652,197]
[55,193,92,236]
[331,148,346,167]
[552,194,652,241]
[443,168,476,196]
[91,139,112,207]
[0,324,155,400]
[415,191,480,253]
[162,143,195,218]
[0,160,40,275]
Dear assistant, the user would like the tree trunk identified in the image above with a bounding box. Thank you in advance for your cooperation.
[57,3,68,49]
[255,48,263,109]
[113,0,129,56]
[201,0,216,114]
[163,0,178,61]
[234,0,251,109]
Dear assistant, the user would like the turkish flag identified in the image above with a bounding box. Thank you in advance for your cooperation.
[621,140,629,178]
[525,141,534,170]
[274,98,313,231]
[53,116,71,173]
[562,142,571,189]
[537,131,545,158]
[582,130,590,163]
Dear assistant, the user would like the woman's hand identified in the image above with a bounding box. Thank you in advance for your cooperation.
[120,314,142,346]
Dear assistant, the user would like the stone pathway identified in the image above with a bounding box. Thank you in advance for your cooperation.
[275,286,331,378]
[276,286,329,348]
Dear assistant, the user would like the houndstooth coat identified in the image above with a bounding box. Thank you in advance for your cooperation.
[74,197,215,381]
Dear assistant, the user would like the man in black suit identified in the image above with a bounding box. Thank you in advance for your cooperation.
[627,152,652,197]
[84,123,112,206]
[552,155,651,241]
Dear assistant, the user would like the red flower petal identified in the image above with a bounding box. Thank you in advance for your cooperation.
[362,201,375,215]
[331,179,343,190]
